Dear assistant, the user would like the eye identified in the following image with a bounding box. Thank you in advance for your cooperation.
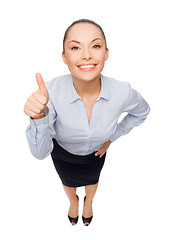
[71,46,79,50]
[93,45,101,49]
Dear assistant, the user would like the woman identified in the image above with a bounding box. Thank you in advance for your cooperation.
[24,19,150,226]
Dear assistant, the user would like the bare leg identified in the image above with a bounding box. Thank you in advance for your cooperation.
[62,184,79,225]
[83,182,99,225]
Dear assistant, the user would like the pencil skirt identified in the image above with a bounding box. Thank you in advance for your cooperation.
[51,138,106,188]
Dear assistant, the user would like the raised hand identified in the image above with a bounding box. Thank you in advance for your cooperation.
[24,73,49,119]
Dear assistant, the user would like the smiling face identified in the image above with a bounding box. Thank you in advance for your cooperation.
[62,23,109,83]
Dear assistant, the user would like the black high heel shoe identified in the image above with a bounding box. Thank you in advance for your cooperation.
[68,195,79,225]
[82,196,93,226]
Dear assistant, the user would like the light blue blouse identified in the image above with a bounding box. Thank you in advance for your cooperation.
[25,74,150,159]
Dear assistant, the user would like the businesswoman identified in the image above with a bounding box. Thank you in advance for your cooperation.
[24,19,150,226]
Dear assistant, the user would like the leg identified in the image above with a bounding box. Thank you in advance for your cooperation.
[85,182,99,202]
[83,182,99,225]
[63,184,77,203]
[62,184,79,225]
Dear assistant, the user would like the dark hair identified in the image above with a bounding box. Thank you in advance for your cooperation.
[63,19,107,53]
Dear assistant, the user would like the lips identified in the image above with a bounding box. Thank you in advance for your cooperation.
[78,64,97,71]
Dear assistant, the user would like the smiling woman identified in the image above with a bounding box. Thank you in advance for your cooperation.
[62,21,109,98]
[24,18,150,227]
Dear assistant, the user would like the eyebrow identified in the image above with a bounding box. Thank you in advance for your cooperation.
[68,38,103,44]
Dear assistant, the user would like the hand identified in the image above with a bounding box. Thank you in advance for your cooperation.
[24,73,49,119]
[95,140,111,158]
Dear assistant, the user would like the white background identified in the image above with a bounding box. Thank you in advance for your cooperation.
[0,0,174,239]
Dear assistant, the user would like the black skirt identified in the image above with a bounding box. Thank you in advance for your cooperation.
[51,138,106,188]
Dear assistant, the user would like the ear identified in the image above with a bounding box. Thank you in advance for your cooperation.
[105,48,109,61]
[62,52,68,65]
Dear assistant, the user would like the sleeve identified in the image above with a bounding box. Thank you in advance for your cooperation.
[109,83,150,142]
[25,98,57,160]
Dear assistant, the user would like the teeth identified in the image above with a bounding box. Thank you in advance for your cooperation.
[79,65,95,69]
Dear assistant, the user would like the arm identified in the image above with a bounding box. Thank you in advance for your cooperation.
[25,98,57,160]
[24,73,56,160]
[110,84,150,142]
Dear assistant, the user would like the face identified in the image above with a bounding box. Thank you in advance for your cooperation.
[62,23,109,83]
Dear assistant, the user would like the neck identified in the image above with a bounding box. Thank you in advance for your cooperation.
[72,75,101,99]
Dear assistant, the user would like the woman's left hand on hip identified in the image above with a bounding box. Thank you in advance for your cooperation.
[95,140,111,158]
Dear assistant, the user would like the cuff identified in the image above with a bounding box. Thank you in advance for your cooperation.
[29,114,49,129]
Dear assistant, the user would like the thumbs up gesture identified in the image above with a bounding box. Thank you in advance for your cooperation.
[24,73,49,119]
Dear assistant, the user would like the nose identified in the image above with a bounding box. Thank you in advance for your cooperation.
[81,47,92,60]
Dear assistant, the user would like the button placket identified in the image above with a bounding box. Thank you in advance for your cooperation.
[77,97,100,152]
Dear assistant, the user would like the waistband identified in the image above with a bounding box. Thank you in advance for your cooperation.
[51,138,101,164]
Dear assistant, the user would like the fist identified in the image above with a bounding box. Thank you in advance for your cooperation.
[24,73,49,119]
